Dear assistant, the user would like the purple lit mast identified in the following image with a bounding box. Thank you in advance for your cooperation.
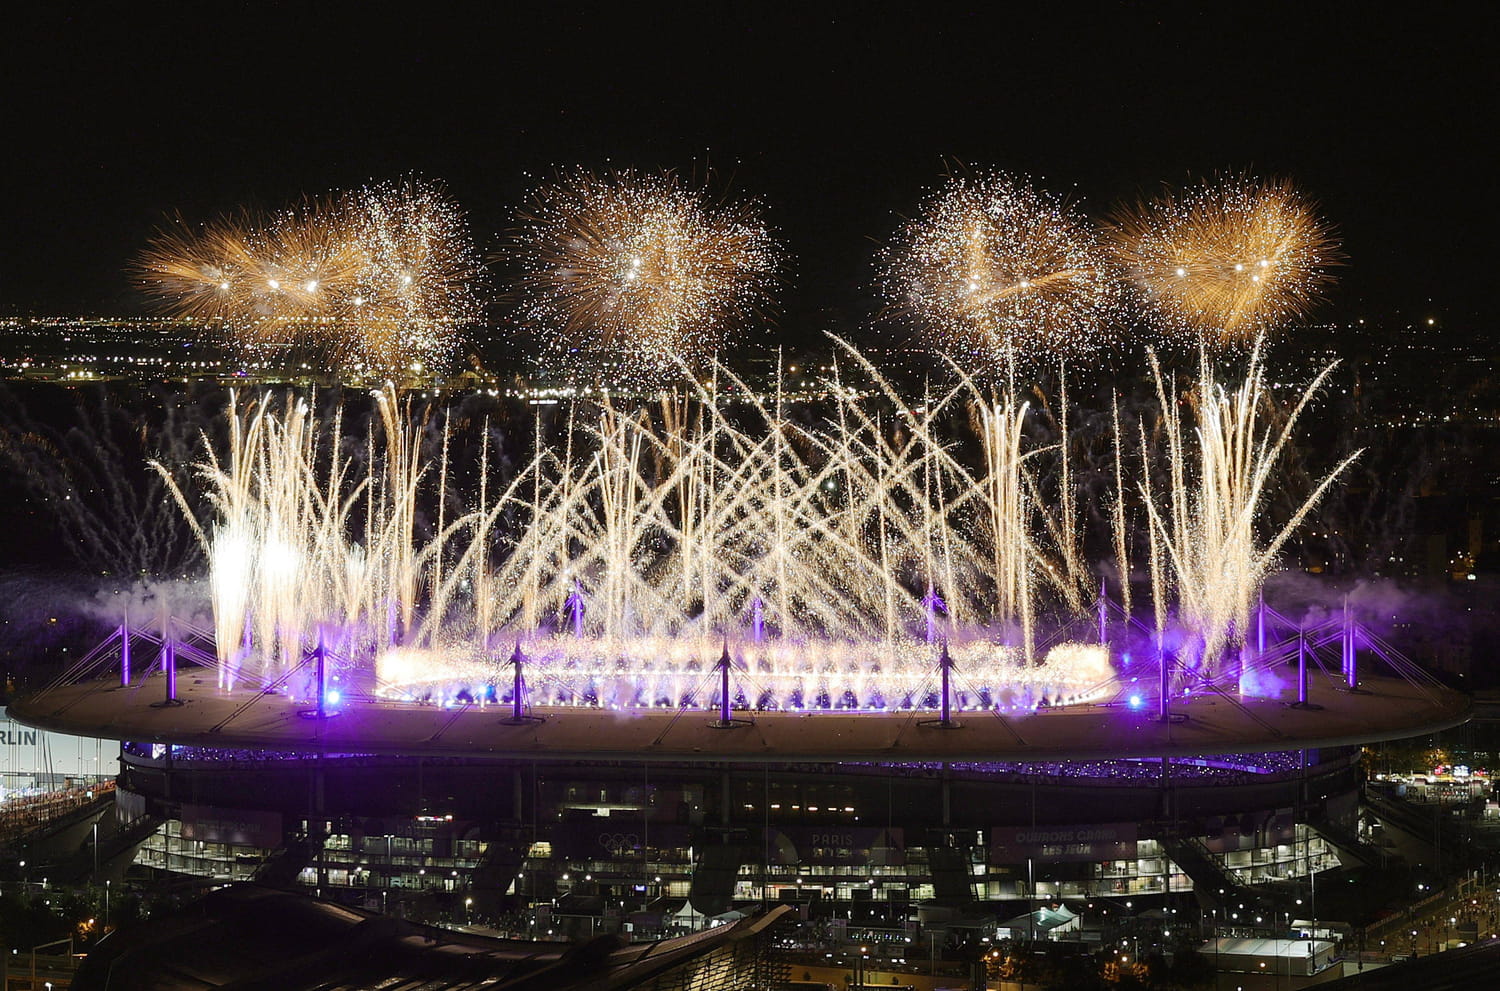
[1298,627,1310,705]
[1157,633,1170,722]
[162,630,177,704]
[314,631,328,718]
[939,641,954,725]
[567,581,586,638]
[1343,598,1358,691]
[717,644,733,725]
[1097,580,1107,645]
[922,587,945,645]
[120,608,131,688]
[510,643,527,723]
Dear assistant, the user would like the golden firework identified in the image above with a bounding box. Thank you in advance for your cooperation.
[138,179,483,374]
[878,172,1121,363]
[137,211,268,330]
[256,197,363,321]
[1107,176,1340,344]
[513,170,778,374]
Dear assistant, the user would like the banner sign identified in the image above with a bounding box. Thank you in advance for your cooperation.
[764,827,905,865]
[547,823,691,859]
[990,823,1137,863]
[178,804,283,848]
[1,706,118,783]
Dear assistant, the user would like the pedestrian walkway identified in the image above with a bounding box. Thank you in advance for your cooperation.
[1360,876,1494,960]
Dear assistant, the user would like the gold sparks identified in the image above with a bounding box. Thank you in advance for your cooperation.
[138,179,484,374]
[512,170,778,377]
[140,167,1344,373]
[1107,175,1341,345]
[878,173,1121,364]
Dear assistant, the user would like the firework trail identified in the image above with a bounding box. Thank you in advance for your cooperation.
[138,341,1354,711]
[0,384,205,579]
[1138,342,1359,680]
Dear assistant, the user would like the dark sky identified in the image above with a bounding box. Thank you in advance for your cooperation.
[2,4,1493,338]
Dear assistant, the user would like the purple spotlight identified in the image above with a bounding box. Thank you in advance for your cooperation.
[1128,694,1143,709]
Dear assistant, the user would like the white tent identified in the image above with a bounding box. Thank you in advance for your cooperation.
[707,909,749,927]
[1209,936,1336,977]
[997,905,1080,940]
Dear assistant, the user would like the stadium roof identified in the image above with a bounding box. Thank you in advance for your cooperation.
[11,670,1470,763]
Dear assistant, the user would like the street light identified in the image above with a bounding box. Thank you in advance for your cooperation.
[1211,908,1220,990]
[1278,911,1290,991]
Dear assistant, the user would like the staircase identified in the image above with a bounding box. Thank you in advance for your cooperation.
[1160,835,1272,912]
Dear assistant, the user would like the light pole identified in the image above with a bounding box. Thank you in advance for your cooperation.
[1309,865,1317,943]
[1278,911,1289,991]
[1212,908,1220,990]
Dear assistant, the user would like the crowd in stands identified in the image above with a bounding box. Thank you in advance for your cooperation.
[122,741,373,763]
[839,750,1310,785]
[0,779,114,844]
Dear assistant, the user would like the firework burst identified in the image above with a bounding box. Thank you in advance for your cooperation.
[512,170,779,374]
[336,179,485,372]
[136,211,267,326]
[1107,175,1340,344]
[138,179,483,374]
[878,172,1121,364]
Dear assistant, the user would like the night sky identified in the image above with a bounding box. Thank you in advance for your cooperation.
[2,5,1493,340]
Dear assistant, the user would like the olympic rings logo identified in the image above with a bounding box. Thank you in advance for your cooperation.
[598,832,641,851]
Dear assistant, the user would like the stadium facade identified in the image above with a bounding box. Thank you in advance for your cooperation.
[11,666,1464,938]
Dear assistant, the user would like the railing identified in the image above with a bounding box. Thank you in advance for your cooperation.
[1362,876,1480,943]
[0,780,114,846]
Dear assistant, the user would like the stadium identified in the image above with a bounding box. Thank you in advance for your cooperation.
[8,591,1468,940]
[3,334,1473,973]
[2,255,1467,987]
